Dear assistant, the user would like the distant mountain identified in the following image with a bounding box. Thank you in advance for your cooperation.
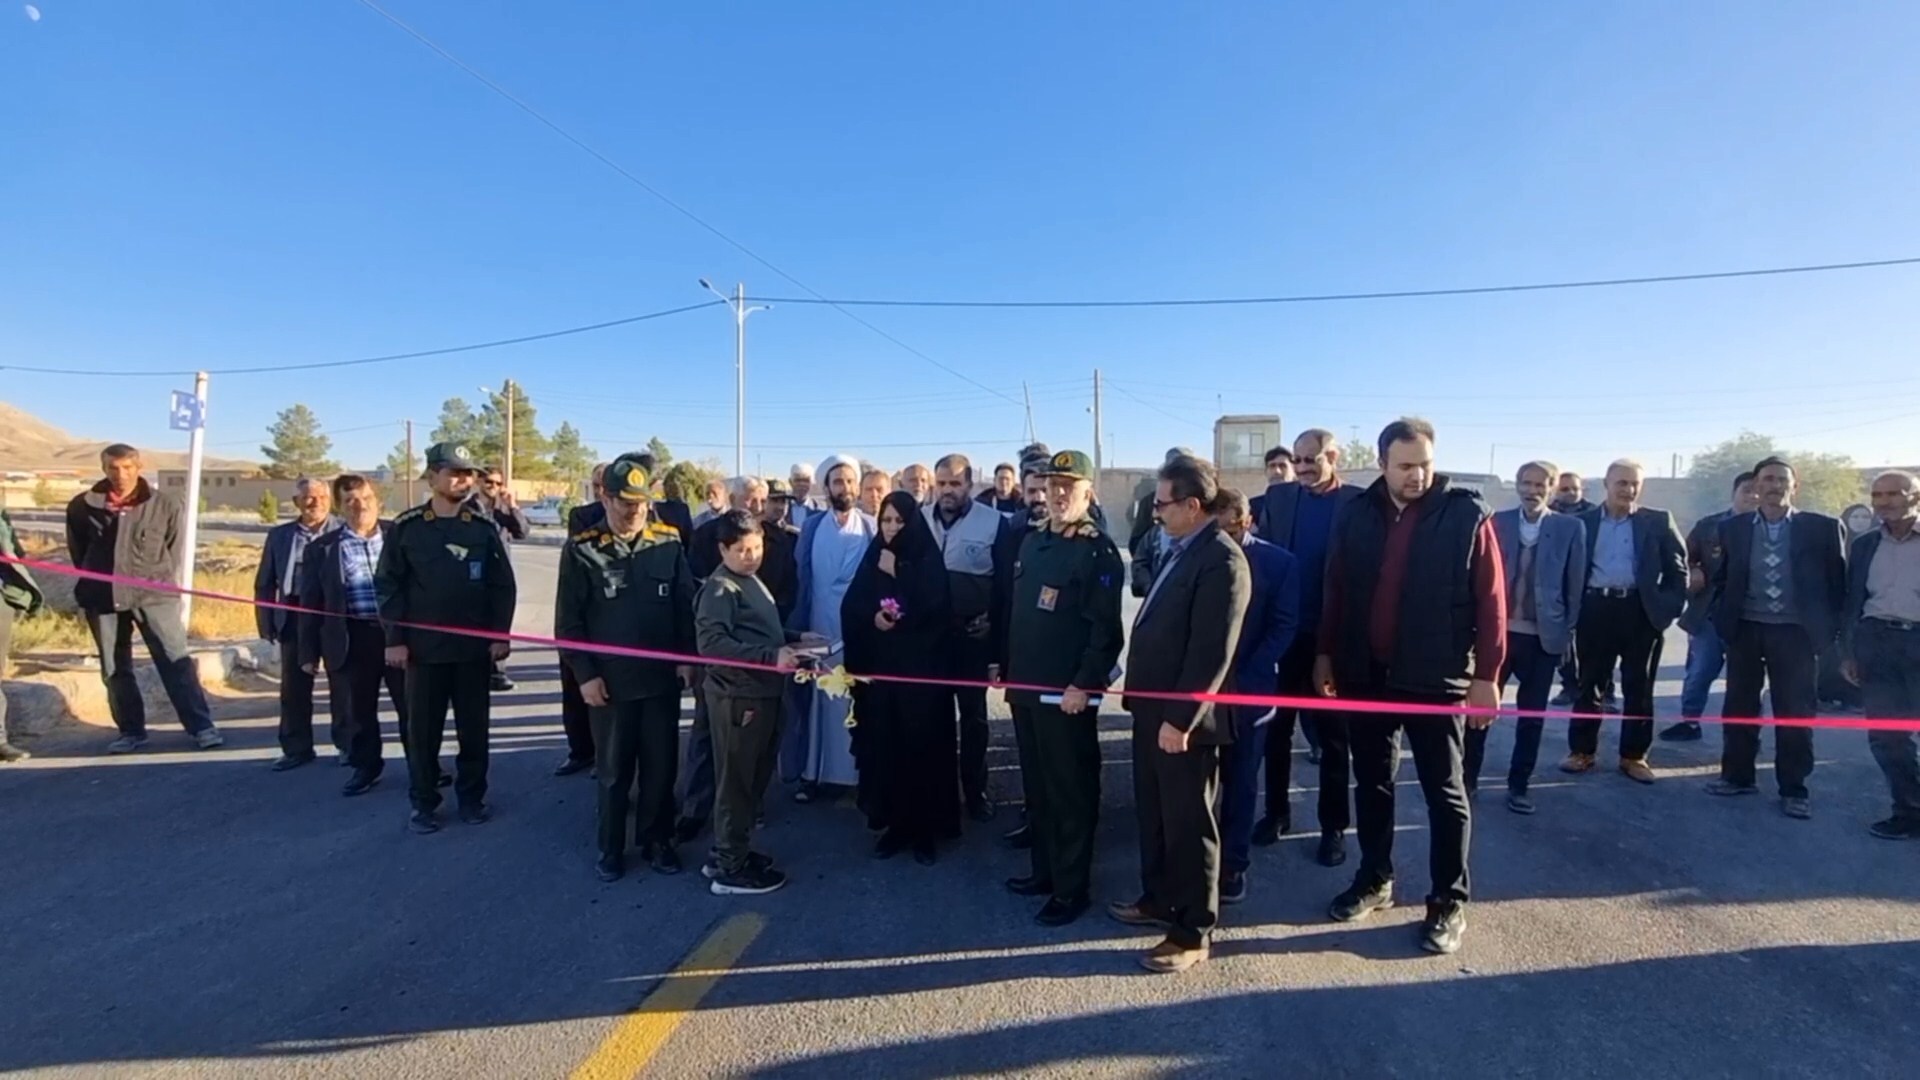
[0,401,256,471]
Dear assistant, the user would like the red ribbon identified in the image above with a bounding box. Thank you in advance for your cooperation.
[6,553,1914,732]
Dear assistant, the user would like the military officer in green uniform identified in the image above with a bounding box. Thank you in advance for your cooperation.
[375,442,518,834]
[557,455,698,882]
[1002,449,1126,927]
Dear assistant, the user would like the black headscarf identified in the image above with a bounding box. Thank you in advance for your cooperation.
[841,492,950,677]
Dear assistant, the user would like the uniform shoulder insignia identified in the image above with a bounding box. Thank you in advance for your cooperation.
[643,522,680,543]
[569,527,603,544]
[393,506,426,525]
[459,509,474,521]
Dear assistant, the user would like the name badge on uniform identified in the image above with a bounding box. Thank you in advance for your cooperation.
[468,561,484,582]
[657,583,671,598]
[445,544,469,560]
[603,568,628,598]
[1037,585,1059,612]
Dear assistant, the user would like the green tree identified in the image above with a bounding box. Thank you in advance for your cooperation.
[645,436,674,468]
[660,460,718,506]
[1686,431,1863,516]
[1341,438,1378,471]
[430,397,483,448]
[473,380,553,480]
[385,438,420,482]
[260,404,341,480]
[31,479,59,507]
[548,422,596,487]
[257,490,281,523]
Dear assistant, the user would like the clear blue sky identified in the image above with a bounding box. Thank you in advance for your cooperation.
[5,1,1917,482]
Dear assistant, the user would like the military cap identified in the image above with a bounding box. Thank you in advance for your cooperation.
[1036,449,1095,481]
[604,455,654,502]
[424,442,482,472]
[765,477,794,500]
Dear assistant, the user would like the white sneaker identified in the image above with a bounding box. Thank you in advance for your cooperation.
[193,728,226,750]
[106,736,149,754]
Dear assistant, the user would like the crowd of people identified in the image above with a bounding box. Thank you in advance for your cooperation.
[3,425,1918,972]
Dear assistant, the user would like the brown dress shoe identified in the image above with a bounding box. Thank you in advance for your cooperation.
[1619,758,1657,785]
[1140,937,1209,974]
[1107,899,1172,928]
[1559,752,1596,774]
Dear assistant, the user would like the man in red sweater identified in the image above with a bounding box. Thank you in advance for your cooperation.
[1312,418,1505,956]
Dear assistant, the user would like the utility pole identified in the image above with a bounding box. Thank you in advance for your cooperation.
[1022,382,1036,445]
[178,370,209,630]
[503,381,515,488]
[1092,368,1104,480]
[404,419,415,507]
[699,279,769,476]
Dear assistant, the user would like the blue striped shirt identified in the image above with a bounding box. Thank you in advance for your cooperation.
[340,529,383,619]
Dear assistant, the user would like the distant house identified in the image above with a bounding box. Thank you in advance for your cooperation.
[156,467,286,513]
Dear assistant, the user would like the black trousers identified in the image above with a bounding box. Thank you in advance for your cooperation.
[1132,718,1221,948]
[592,694,681,859]
[276,620,341,758]
[1720,620,1817,798]
[1013,700,1102,903]
[1857,619,1920,820]
[335,620,409,774]
[1568,594,1659,760]
[559,661,594,764]
[1347,685,1471,904]
[1263,632,1352,834]
[405,659,490,812]
[678,677,716,826]
[950,633,993,805]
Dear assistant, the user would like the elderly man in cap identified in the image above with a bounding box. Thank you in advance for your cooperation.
[376,442,518,835]
[788,463,816,528]
[558,455,697,881]
[760,478,802,621]
[1003,450,1126,927]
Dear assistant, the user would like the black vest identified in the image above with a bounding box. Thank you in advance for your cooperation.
[1328,477,1490,699]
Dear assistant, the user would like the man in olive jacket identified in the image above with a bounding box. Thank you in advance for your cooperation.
[64,444,220,753]
[1114,457,1250,974]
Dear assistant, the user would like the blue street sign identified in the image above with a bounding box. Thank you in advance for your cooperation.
[169,391,205,432]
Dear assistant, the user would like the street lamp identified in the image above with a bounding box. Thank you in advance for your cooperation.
[699,279,770,476]
[478,383,514,487]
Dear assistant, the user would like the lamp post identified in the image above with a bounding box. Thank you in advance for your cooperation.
[699,279,769,476]
[478,383,514,487]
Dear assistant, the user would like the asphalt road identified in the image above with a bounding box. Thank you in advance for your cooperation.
[3,541,1917,1078]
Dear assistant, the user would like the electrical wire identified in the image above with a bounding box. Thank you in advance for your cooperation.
[748,256,1920,309]
[0,301,722,378]
[355,0,1023,408]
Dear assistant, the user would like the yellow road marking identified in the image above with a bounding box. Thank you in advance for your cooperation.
[571,911,767,1080]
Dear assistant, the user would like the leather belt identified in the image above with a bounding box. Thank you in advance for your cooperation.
[1867,616,1918,632]
[1587,587,1637,599]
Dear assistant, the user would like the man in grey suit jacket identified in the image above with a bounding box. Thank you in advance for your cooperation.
[254,477,341,771]
[1113,457,1250,975]
[1563,460,1687,783]
[1466,462,1586,814]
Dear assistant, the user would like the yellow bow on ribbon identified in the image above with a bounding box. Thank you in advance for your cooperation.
[793,664,867,728]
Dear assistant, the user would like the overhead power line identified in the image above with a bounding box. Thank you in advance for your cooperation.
[0,301,722,378]
[355,0,1022,408]
[746,256,1920,309]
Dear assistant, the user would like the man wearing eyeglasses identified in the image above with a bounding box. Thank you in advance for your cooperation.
[474,467,530,691]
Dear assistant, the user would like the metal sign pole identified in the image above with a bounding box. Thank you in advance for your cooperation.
[172,372,210,631]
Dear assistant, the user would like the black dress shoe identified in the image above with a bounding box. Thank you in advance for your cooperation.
[1252,814,1289,847]
[408,810,440,835]
[270,753,316,772]
[489,673,515,692]
[553,756,593,777]
[1003,823,1033,849]
[342,770,381,797]
[1659,721,1704,742]
[595,856,625,882]
[457,803,492,825]
[651,844,683,875]
[967,797,996,823]
[1005,874,1054,897]
[672,817,705,845]
[1035,895,1090,927]
[1316,831,1347,868]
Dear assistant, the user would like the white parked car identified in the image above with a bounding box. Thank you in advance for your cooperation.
[523,497,565,527]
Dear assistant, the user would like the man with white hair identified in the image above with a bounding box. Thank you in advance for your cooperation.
[1562,459,1686,785]
[1843,470,1920,838]
[788,463,816,528]
[783,454,876,801]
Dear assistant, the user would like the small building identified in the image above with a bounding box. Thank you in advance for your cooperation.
[1213,415,1282,473]
[156,467,285,513]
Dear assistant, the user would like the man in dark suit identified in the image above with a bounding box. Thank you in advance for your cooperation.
[1706,457,1848,819]
[1842,470,1920,840]
[298,475,412,797]
[1253,428,1365,866]
[1210,489,1297,905]
[1247,446,1295,525]
[255,477,341,771]
[1562,460,1686,784]
[1127,447,1194,598]
[1111,456,1250,974]
[555,462,610,776]
[1666,471,1760,741]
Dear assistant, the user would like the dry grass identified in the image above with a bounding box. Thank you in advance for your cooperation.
[8,609,94,654]
[187,567,261,641]
[5,539,263,655]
